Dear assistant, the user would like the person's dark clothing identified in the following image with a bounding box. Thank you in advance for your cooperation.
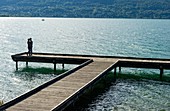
[27,38,33,56]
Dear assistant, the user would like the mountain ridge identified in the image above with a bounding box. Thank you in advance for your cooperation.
[0,0,169,19]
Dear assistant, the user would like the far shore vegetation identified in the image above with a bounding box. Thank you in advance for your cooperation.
[0,0,169,19]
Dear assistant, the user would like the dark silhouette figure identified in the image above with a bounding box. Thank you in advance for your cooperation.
[27,38,33,56]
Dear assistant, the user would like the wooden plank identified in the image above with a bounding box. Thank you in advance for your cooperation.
[3,52,170,111]
[6,61,115,111]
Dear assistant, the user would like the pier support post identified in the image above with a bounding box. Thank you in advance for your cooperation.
[26,61,28,68]
[16,61,18,71]
[62,63,64,69]
[119,66,121,73]
[160,66,163,80]
[114,67,117,79]
[54,63,56,72]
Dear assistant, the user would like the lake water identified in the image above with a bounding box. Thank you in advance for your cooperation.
[0,17,170,110]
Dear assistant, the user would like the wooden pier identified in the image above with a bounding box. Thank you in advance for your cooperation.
[0,52,170,111]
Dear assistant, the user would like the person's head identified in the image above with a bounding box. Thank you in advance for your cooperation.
[28,38,32,41]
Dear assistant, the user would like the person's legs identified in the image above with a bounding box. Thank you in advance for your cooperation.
[28,48,31,56]
[30,48,32,55]
[28,48,30,56]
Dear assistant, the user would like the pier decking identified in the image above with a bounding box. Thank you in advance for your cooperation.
[1,52,170,111]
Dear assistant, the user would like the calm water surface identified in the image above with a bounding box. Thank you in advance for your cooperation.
[0,17,170,110]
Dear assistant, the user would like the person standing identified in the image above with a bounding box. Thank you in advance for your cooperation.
[27,38,33,56]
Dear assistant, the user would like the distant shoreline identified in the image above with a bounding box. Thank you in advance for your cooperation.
[0,0,169,19]
[0,16,169,20]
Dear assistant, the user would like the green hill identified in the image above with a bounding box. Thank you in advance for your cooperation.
[0,0,169,19]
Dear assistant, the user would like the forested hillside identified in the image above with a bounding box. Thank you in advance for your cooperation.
[0,0,169,19]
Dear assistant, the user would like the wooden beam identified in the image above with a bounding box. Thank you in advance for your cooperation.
[114,67,117,79]
[16,61,18,71]
[54,63,56,72]
[62,63,64,69]
[26,61,28,67]
[160,66,163,80]
[119,66,121,73]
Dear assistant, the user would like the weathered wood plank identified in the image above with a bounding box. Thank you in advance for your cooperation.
[3,52,170,111]
[6,61,115,111]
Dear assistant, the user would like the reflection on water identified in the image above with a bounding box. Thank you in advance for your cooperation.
[87,78,170,111]
[0,18,170,109]
[15,67,66,81]
[64,73,170,111]
[118,69,170,82]
[0,66,66,103]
